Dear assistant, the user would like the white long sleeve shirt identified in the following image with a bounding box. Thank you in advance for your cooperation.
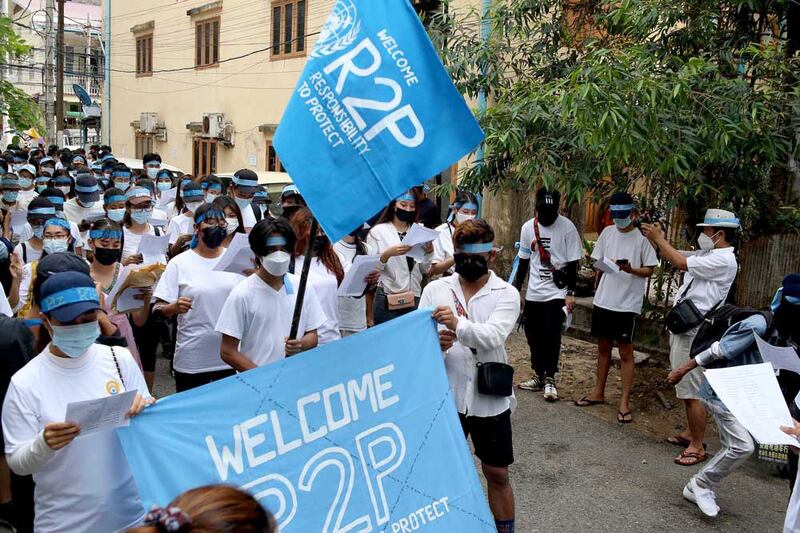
[419,271,520,417]
[367,222,431,297]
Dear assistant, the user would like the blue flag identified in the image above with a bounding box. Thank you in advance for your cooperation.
[118,309,496,532]
[273,0,484,242]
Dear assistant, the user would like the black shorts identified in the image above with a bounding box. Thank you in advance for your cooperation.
[591,306,637,343]
[459,410,514,468]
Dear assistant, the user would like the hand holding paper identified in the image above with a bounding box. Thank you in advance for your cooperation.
[338,255,382,297]
[594,257,620,274]
[404,224,440,262]
[136,234,170,265]
[213,233,254,275]
[64,390,137,438]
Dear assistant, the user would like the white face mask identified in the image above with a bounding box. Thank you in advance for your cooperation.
[455,212,476,224]
[145,167,159,179]
[185,200,203,213]
[262,251,291,277]
[57,185,71,196]
[41,166,54,176]
[225,217,239,235]
[697,231,719,251]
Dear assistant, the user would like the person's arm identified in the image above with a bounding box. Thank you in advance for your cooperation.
[156,297,192,318]
[429,256,455,277]
[512,258,529,291]
[641,223,688,271]
[220,334,257,372]
[619,264,656,278]
[6,254,23,310]
[129,288,153,327]
[285,330,318,356]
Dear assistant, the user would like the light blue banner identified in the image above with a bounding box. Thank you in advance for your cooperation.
[118,309,496,532]
[273,0,484,242]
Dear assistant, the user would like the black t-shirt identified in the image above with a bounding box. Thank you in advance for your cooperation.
[0,317,35,448]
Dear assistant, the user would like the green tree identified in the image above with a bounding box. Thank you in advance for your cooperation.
[429,0,800,235]
[0,15,45,134]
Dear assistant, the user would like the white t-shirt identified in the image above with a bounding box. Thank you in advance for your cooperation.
[334,240,376,332]
[215,273,326,367]
[517,215,583,302]
[591,225,658,314]
[786,472,800,532]
[63,197,105,226]
[0,283,11,317]
[2,344,149,533]
[292,256,341,345]
[431,222,456,275]
[122,225,157,261]
[674,247,738,315]
[166,213,195,245]
[154,250,243,373]
[366,222,426,297]
[14,240,42,264]
[17,189,37,210]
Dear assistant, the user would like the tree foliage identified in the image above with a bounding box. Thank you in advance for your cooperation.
[429,0,800,235]
[0,16,45,134]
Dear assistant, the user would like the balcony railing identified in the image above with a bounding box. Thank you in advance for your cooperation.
[65,73,103,98]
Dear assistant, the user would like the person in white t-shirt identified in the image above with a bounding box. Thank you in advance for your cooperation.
[227,169,260,230]
[122,187,162,264]
[14,197,56,265]
[216,218,326,370]
[166,182,205,247]
[154,204,242,392]
[429,191,479,278]
[575,193,657,423]
[642,208,739,467]
[514,188,583,402]
[63,174,104,232]
[15,164,37,210]
[289,208,343,345]
[334,228,381,335]
[2,270,153,533]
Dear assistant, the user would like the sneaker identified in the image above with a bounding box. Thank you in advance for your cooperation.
[683,478,719,517]
[543,379,558,402]
[518,376,544,391]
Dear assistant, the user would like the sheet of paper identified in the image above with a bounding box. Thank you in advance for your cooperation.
[10,211,27,235]
[150,215,167,228]
[403,223,439,262]
[562,306,573,331]
[594,257,620,274]
[795,391,800,410]
[116,287,146,313]
[213,233,254,275]
[136,234,169,265]
[755,336,800,375]
[338,255,382,297]
[157,187,177,208]
[705,363,797,446]
[105,266,130,306]
[65,389,137,438]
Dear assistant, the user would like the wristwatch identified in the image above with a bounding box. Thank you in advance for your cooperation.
[566,290,576,297]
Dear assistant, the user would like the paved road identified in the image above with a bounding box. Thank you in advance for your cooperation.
[152,357,789,532]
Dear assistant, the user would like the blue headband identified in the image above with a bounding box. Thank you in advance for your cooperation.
[143,159,160,166]
[2,178,20,187]
[457,202,479,211]
[254,191,268,198]
[704,217,740,225]
[44,196,65,205]
[126,187,151,199]
[75,184,99,194]
[111,171,131,178]
[157,170,171,178]
[459,242,494,254]
[396,193,415,202]
[35,176,50,183]
[266,236,287,247]
[282,184,299,195]
[41,286,99,313]
[610,204,635,211]
[180,179,192,186]
[105,194,126,204]
[29,207,56,216]
[44,218,71,231]
[182,189,204,199]
[195,209,225,224]
[89,229,123,240]
[205,183,222,191]
[53,177,72,184]
[233,176,258,188]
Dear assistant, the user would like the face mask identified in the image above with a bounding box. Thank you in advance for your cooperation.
[31,225,44,239]
[200,226,227,249]
[697,232,718,251]
[41,166,54,176]
[234,197,252,211]
[12,164,22,172]
[262,250,291,277]
[282,205,300,220]
[455,212,476,224]
[36,184,48,193]
[2,191,18,203]
[185,200,203,213]
[49,320,100,358]
[114,180,130,192]
[313,235,329,254]
[107,208,125,222]
[93,246,122,266]
[18,178,32,189]
[157,181,172,191]
[395,208,415,224]
[79,199,96,209]
[146,167,159,179]
[537,205,559,226]
[57,185,71,196]
[454,253,489,282]
[613,217,632,229]
[225,217,239,235]
[131,209,153,225]
[205,192,221,203]
[43,237,69,254]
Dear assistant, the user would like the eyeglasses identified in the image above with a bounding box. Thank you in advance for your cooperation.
[201,219,228,229]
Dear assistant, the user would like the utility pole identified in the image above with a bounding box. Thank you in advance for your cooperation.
[44,0,56,145]
[55,0,65,146]
[103,0,110,146]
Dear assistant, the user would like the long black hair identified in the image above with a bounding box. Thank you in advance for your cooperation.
[212,196,246,235]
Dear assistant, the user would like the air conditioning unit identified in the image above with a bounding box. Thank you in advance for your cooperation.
[140,112,158,134]
[155,126,167,143]
[202,113,225,138]
[222,123,235,147]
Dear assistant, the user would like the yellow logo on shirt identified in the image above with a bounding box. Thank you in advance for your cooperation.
[106,380,122,395]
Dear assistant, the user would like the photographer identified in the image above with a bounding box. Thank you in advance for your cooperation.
[513,188,583,402]
[642,209,739,466]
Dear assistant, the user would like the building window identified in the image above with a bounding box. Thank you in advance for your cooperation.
[266,142,285,172]
[136,34,153,76]
[195,17,220,68]
[135,133,154,159]
[271,0,306,59]
[193,138,218,176]
[65,45,75,74]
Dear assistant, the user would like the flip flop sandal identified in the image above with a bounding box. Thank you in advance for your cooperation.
[666,435,691,447]
[674,450,708,466]
[574,396,605,407]
[617,411,633,424]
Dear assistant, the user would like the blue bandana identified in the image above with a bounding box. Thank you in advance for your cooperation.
[233,175,258,188]
[194,209,225,224]
[396,193,415,202]
[111,170,132,178]
[459,242,493,254]
[44,218,71,231]
[105,194,126,205]
[28,207,56,216]
[126,187,151,199]
[89,229,123,240]
[75,184,99,194]
[182,189,204,199]
[266,236,287,247]
[43,196,65,205]
[41,286,99,313]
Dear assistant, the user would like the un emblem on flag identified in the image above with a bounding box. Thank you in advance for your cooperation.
[311,0,361,58]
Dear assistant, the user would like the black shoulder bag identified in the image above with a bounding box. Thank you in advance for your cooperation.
[666,278,714,334]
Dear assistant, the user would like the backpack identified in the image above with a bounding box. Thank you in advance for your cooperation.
[690,303,773,358]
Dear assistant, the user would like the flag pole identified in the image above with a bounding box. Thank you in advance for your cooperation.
[288,218,319,351]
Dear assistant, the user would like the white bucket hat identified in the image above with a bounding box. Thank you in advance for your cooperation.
[696,208,740,228]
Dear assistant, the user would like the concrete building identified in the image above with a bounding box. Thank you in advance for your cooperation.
[7,0,103,144]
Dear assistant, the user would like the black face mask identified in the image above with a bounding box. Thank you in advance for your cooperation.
[282,205,301,220]
[537,204,559,226]
[395,208,415,224]
[454,253,489,282]
[93,247,122,266]
[313,235,329,254]
[775,300,800,344]
[201,226,227,249]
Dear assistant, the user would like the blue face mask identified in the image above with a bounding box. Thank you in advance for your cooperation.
[131,208,152,225]
[31,225,44,239]
[18,178,32,189]
[43,237,69,254]
[2,191,19,203]
[613,217,632,229]
[235,197,252,211]
[49,320,100,358]
[157,181,172,191]
[107,208,125,222]
[36,184,48,193]
[114,180,130,191]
